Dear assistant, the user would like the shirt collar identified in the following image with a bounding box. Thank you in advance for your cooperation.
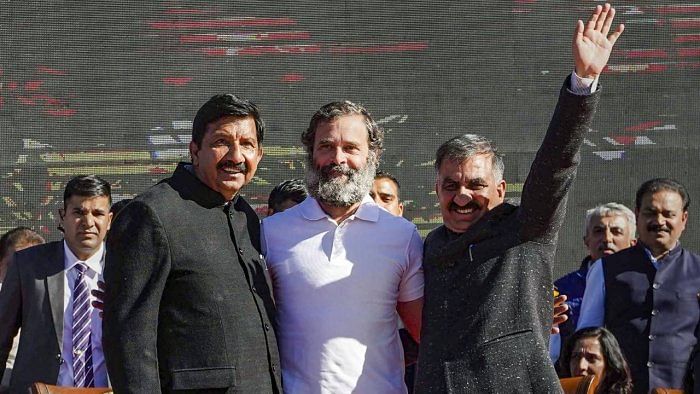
[639,241,682,263]
[63,240,105,274]
[300,195,379,223]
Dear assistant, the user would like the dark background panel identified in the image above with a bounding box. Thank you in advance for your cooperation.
[1,1,698,278]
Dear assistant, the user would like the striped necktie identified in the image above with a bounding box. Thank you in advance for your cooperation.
[72,262,94,387]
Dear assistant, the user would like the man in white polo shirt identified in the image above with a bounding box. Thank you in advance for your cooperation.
[263,101,423,393]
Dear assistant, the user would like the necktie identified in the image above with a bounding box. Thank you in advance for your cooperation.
[72,263,94,387]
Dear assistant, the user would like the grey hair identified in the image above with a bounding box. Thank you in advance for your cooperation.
[301,101,383,159]
[584,202,636,238]
[434,134,504,182]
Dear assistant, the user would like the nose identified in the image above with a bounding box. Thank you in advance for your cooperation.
[603,228,614,243]
[225,143,244,163]
[453,187,472,206]
[574,358,588,376]
[330,147,347,166]
[82,213,96,228]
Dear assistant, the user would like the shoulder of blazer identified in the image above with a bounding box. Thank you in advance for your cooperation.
[13,240,65,279]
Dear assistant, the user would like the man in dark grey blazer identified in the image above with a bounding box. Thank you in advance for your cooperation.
[415,4,624,393]
[0,175,113,393]
[103,94,281,393]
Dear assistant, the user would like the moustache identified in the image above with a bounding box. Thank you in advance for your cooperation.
[218,161,247,173]
[449,200,481,212]
[648,224,670,233]
[320,164,353,178]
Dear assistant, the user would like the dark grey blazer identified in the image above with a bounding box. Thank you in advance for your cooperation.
[103,163,281,394]
[415,79,600,393]
[0,241,66,393]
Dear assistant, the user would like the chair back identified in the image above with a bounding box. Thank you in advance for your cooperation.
[29,383,112,394]
[560,375,598,394]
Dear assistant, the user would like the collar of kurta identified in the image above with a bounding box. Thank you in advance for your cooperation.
[170,162,240,209]
[299,195,379,223]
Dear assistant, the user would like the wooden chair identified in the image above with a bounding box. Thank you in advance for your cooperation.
[650,389,684,394]
[560,375,598,394]
[29,383,112,394]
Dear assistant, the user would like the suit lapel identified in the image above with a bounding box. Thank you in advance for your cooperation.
[46,242,65,353]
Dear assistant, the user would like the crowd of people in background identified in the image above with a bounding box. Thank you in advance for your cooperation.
[2,4,698,394]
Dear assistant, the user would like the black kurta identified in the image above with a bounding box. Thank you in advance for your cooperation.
[416,80,600,393]
[103,163,281,393]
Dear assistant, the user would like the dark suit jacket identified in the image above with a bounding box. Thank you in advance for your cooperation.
[415,80,600,393]
[0,241,66,393]
[103,163,281,393]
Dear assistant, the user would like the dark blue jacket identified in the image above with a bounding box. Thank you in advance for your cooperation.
[604,243,700,394]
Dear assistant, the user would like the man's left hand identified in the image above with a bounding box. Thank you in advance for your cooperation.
[573,3,625,79]
[551,294,569,334]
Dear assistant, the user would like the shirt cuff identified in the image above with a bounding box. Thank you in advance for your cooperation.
[569,70,599,95]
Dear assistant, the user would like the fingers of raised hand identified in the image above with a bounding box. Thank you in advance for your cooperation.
[586,4,603,32]
[595,3,611,31]
[609,23,625,46]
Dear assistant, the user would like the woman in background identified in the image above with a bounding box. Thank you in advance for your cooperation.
[560,326,633,394]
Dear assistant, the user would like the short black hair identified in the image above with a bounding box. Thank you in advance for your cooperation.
[374,170,401,191]
[63,175,112,207]
[635,178,690,212]
[192,94,265,147]
[0,227,45,259]
[268,179,308,214]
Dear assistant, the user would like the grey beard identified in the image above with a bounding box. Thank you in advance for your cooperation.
[305,154,377,207]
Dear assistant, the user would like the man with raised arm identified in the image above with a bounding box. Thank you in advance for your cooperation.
[415,5,624,393]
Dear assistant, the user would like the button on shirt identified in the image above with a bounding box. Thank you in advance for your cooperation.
[263,196,424,394]
[578,246,665,330]
[57,241,108,387]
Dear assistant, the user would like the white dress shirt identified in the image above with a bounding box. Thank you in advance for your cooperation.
[57,241,108,387]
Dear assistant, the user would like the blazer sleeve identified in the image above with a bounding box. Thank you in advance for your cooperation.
[103,200,171,393]
[0,253,22,378]
[519,77,600,243]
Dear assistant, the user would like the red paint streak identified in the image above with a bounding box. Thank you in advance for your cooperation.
[32,94,63,106]
[180,34,218,43]
[613,136,636,145]
[281,73,304,83]
[163,77,193,86]
[624,120,662,132]
[236,44,321,56]
[656,6,700,14]
[619,49,668,58]
[645,63,668,72]
[18,97,36,105]
[149,17,296,29]
[676,61,700,69]
[24,81,44,91]
[8,81,19,90]
[328,41,428,54]
[165,8,209,15]
[671,19,700,29]
[202,48,227,56]
[149,167,170,174]
[262,31,310,40]
[674,34,700,43]
[44,108,76,116]
[37,66,67,75]
[678,47,700,57]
